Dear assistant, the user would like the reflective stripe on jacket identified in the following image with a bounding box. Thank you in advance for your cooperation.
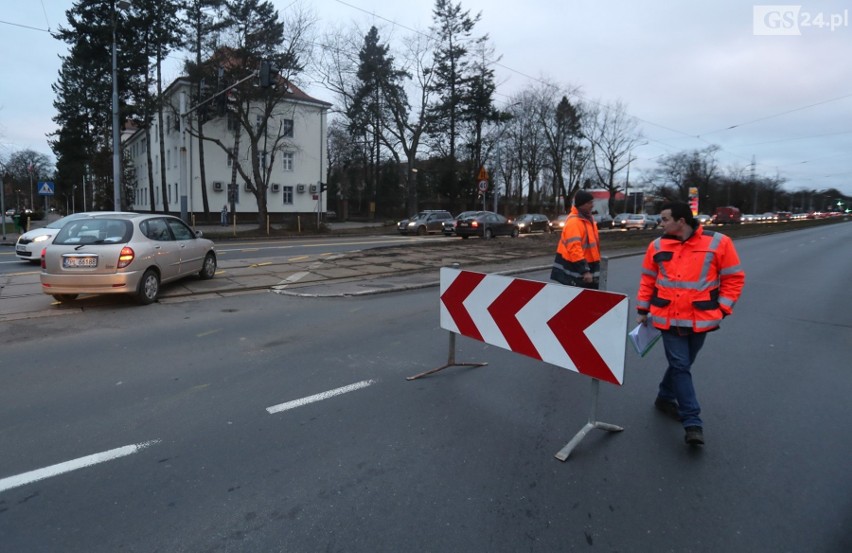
[636,226,745,333]
[550,206,600,284]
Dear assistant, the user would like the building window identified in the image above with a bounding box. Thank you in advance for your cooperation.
[282,186,294,205]
[282,152,294,171]
[281,118,294,138]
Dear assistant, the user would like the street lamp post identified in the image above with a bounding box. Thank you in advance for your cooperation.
[111,0,130,211]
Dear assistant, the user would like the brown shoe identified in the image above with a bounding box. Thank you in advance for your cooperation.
[684,426,704,445]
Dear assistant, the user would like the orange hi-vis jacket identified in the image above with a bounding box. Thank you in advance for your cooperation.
[550,206,601,284]
[637,226,745,333]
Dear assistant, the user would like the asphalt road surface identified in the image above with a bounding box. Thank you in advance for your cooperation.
[0,223,850,552]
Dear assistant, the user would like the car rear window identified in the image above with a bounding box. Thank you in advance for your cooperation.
[53,219,133,245]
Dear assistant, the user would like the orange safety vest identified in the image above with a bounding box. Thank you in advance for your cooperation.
[551,206,601,284]
[637,226,745,332]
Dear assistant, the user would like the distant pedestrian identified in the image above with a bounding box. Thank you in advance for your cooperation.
[636,201,745,446]
[220,205,228,226]
[550,190,601,289]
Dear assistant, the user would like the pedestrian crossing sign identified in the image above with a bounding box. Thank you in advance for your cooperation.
[38,181,55,196]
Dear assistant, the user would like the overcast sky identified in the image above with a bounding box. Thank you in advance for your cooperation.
[1,0,850,198]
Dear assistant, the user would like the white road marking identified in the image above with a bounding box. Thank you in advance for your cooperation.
[0,439,161,494]
[266,380,376,414]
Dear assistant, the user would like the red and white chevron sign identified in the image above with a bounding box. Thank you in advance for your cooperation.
[439,268,629,385]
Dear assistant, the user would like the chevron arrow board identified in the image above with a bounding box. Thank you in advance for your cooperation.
[439,268,629,385]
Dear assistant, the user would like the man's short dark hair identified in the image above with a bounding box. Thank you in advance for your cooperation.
[662,201,697,228]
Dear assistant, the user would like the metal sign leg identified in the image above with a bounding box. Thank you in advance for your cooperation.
[407,332,488,381]
[555,379,623,461]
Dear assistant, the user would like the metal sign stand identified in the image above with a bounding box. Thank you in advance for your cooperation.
[407,332,487,381]
[554,257,624,460]
[554,378,623,460]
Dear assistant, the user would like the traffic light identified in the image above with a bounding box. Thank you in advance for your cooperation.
[259,60,275,88]
[319,182,327,193]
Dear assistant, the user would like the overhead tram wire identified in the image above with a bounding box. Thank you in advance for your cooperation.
[697,92,852,136]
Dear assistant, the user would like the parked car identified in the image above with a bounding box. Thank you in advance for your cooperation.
[549,214,569,232]
[16,211,127,263]
[40,213,217,305]
[397,210,453,235]
[443,211,482,236]
[453,211,519,239]
[646,214,661,228]
[713,206,742,224]
[594,213,614,229]
[514,213,551,233]
[623,213,655,230]
[613,213,632,229]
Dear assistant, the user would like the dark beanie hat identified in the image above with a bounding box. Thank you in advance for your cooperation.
[574,190,594,206]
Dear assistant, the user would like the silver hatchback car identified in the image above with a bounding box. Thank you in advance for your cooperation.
[40,213,217,304]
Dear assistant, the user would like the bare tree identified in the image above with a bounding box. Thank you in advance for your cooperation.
[587,100,643,214]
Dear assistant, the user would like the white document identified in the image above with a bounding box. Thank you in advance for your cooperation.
[628,322,662,357]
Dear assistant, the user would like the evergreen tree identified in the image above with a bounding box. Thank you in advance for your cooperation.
[428,0,481,198]
[52,0,147,211]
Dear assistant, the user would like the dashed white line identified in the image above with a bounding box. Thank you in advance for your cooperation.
[0,439,161,494]
[266,380,376,414]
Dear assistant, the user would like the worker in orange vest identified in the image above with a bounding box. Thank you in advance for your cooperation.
[550,190,601,289]
[636,201,745,446]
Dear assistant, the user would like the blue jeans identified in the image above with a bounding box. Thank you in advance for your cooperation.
[658,329,708,428]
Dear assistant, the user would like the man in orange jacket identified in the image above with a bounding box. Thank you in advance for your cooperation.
[636,201,745,446]
[550,190,601,289]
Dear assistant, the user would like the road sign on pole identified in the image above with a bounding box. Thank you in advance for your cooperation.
[38,181,55,196]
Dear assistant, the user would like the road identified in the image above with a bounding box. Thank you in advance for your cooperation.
[0,224,850,552]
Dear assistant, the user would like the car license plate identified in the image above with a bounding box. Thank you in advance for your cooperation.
[16,245,26,253]
[63,256,98,268]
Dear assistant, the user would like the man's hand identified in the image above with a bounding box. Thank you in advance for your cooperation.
[637,313,648,325]
[582,271,593,284]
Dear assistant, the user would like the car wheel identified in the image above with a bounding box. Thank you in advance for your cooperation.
[484,228,494,239]
[136,268,160,305]
[198,252,217,280]
[417,226,426,236]
[460,235,469,239]
[511,228,519,238]
[52,294,78,302]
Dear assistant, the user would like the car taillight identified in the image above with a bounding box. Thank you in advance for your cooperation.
[117,246,135,268]
[41,248,46,269]
[471,221,479,228]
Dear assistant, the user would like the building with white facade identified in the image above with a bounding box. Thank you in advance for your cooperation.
[124,76,331,222]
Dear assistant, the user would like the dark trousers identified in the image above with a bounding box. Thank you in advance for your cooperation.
[659,329,708,428]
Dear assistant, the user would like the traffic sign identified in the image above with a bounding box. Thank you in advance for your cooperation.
[477,179,488,192]
[439,268,629,385]
[477,166,489,181]
[38,181,55,196]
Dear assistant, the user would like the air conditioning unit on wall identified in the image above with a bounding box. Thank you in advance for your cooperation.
[309,184,317,193]
[212,181,223,192]
[270,183,280,193]
[296,184,306,193]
